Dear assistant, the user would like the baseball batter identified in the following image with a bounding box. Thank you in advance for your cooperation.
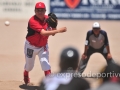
[23,2,67,84]
[78,22,115,73]
[39,47,90,90]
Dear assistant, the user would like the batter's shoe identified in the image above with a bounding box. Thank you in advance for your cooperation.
[24,76,30,84]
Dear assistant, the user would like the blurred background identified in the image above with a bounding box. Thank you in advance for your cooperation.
[1,0,120,20]
[0,0,120,89]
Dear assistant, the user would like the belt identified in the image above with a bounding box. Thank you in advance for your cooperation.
[25,40,43,48]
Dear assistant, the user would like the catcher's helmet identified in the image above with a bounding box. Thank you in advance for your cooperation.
[59,47,79,71]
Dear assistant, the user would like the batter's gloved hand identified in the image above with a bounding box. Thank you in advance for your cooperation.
[46,13,58,28]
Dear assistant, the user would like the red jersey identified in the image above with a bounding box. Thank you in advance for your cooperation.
[26,15,49,47]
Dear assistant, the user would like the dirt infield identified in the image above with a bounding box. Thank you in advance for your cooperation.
[0,20,120,90]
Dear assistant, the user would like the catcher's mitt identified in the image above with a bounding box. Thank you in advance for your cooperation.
[46,13,57,28]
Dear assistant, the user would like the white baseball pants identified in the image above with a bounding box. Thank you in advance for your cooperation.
[24,40,51,71]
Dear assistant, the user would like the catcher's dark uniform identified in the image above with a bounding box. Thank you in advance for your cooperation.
[78,30,114,73]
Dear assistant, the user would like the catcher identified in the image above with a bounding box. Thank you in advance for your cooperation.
[78,22,115,73]
[23,2,67,84]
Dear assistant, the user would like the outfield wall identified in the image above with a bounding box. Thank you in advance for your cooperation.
[50,0,120,20]
[0,0,50,20]
[1,0,120,20]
